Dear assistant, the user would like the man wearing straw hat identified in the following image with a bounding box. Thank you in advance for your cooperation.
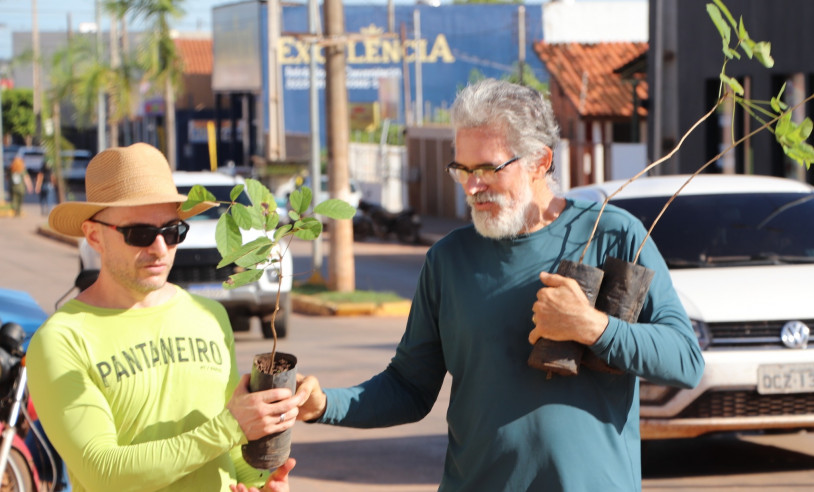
[27,143,297,491]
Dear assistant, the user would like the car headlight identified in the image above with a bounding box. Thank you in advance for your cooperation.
[691,319,711,350]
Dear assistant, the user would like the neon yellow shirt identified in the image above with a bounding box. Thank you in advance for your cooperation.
[27,289,268,491]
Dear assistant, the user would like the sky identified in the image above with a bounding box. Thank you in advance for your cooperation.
[0,0,646,59]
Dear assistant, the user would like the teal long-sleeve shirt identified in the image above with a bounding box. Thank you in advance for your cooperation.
[317,198,705,491]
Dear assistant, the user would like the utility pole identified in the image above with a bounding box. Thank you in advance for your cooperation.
[32,0,42,143]
[96,0,107,152]
[307,0,324,283]
[266,0,285,161]
[518,5,526,86]
[324,0,355,292]
[96,0,106,152]
[413,9,422,126]
[0,78,5,204]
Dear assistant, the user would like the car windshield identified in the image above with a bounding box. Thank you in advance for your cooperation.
[176,184,251,220]
[612,192,814,267]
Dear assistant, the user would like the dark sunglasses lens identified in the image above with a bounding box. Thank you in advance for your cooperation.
[164,222,189,246]
[122,222,188,247]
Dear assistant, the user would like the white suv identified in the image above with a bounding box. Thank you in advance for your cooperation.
[566,174,814,439]
[79,171,293,338]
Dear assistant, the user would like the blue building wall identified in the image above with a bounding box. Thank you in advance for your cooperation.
[279,4,547,139]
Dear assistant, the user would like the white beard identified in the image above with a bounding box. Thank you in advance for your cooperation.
[467,178,534,239]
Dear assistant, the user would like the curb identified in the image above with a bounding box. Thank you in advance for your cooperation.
[36,225,80,247]
[292,294,411,317]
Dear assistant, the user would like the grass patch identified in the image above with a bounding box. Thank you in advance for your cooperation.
[293,283,405,304]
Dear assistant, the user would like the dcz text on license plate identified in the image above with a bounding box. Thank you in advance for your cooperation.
[757,363,814,394]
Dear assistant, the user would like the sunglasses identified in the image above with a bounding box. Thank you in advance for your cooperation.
[446,156,522,184]
[89,219,190,247]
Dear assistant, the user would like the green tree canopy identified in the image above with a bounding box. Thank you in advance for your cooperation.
[1,88,35,144]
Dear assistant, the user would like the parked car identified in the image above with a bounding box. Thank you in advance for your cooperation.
[2,144,20,171]
[566,174,814,440]
[0,288,48,350]
[61,149,94,199]
[79,171,294,338]
[14,146,45,174]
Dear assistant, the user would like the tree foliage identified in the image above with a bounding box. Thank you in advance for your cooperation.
[1,89,35,144]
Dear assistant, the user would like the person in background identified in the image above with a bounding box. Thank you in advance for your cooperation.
[292,79,705,491]
[9,155,33,216]
[27,142,302,492]
[35,157,56,215]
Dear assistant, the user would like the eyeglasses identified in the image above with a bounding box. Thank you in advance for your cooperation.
[446,156,522,184]
[89,219,190,247]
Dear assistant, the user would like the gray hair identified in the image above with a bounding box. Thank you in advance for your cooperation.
[450,79,560,174]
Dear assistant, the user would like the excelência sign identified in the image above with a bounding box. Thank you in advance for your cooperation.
[279,24,457,66]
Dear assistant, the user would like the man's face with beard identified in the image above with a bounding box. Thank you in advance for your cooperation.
[454,127,536,239]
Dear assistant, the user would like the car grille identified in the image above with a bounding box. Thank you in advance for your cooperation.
[708,319,814,348]
[169,248,232,283]
[678,390,814,418]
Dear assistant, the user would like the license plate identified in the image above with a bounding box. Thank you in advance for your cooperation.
[187,283,228,300]
[757,363,814,394]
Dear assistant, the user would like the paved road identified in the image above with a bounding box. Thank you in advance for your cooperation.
[2,201,814,491]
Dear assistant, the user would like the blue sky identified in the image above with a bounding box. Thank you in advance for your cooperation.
[0,0,645,59]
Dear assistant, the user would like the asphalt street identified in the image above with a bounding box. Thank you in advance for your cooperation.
[3,199,814,491]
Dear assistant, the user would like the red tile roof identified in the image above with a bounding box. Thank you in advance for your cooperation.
[533,41,648,118]
[175,38,212,75]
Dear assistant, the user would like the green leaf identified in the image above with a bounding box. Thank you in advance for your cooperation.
[770,83,788,113]
[776,111,792,136]
[217,236,274,269]
[719,73,744,96]
[229,184,245,202]
[712,0,737,29]
[798,117,813,141]
[234,243,273,268]
[249,205,266,230]
[314,199,357,220]
[753,41,774,68]
[288,210,300,222]
[273,224,293,242]
[739,36,754,59]
[231,203,253,230]
[265,211,280,231]
[181,185,217,211]
[706,4,732,56]
[224,269,265,290]
[290,186,313,215]
[215,214,242,258]
[293,217,323,240]
[245,179,275,211]
[737,17,748,43]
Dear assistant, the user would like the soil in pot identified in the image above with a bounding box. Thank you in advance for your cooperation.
[242,352,298,470]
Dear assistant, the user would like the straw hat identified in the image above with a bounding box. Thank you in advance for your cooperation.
[49,143,216,237]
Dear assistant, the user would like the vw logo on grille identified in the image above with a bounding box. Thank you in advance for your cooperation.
[780,321,810,349]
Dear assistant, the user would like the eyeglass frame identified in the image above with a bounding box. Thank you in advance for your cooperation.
[445,156,522,183]
[88,218,190,247]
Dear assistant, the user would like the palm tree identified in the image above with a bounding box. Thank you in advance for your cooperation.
[129,0,186,169]
[43,35,95,203]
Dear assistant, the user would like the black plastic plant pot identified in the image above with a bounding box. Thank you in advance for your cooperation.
[241,352,298,470]
[581,257,655,373]
[527,260,604,376]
